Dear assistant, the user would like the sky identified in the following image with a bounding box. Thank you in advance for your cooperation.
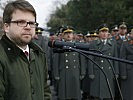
[0,0,69,28]
[27,0,69,28]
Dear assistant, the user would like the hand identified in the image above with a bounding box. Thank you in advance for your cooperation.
[89,74,95,79]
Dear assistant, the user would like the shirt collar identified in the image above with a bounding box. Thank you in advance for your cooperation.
[18,45,30,60]
[18,45,29,53]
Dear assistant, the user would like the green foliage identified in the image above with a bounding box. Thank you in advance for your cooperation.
[47,0,133,34]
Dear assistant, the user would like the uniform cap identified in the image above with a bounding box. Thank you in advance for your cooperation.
[36,27,44,34]
[98,24,109,32]
[130,28,133,34]
[111,25,119,31]
[86,31,98,37]
[62,26,74,34]
[119,22,127,28]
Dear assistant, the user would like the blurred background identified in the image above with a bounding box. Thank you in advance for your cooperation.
[0,0,133,36]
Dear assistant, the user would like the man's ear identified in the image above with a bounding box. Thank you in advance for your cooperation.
[3,23,9,33]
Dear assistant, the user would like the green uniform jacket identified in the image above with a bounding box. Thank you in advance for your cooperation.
[89,39,119,99]
[0,35,51,100]
[120,41,133,100]
[53,51,86,100]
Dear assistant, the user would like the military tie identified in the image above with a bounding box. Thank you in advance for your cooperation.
[102,40,106,45]
[121,36,125,40]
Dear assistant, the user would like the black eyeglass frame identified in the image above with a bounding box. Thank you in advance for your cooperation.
[9,20,39,28]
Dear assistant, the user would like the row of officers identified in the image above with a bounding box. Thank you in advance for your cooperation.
[33,23,133,100]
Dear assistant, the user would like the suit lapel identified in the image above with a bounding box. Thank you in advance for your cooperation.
[96,39,112,52]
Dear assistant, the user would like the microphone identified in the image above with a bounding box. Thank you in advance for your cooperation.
[48,40,90,50]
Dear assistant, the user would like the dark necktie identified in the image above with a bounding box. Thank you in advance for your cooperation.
[24,51,29,57]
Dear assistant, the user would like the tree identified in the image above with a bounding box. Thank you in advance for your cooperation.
[47,0,133,34]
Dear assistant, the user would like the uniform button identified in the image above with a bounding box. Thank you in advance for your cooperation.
[32,89,34,94]
[30,70,33,74]
[66,60,68,62]
[73,60,76,62]
[66,66,69,68]
[73,53,75,56]
[65,54,68,56]
[29,68,33,74]
[109,53,111,55]
[101,60,104,63]
[31,87,35,94]
[101,67,103,69]
[74,66,76,68]
[8,48,11,50]
[109,67,111,69]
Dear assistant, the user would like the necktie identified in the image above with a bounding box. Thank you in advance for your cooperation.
[104,40,106,45]
[102,40,106,45]
[24,51,29,57]
[121,36,125,40]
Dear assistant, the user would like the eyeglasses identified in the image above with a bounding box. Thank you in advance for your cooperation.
[10,20,38,28]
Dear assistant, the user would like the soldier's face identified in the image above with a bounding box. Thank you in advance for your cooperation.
[99,30,109,39]
[118,28,127,35]
[63,32,74,41]
[111,30,118,36]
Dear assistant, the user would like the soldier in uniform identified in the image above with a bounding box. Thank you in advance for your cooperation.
[110,25,119,40]
[84,31,99,43]
[32,27,53,86]
[120,28,133,100]
[115,22,128,57]
[114,22,128,99]
[52,26,85,100]
[89,24,119,100]
[32,27,49,53]
[81,31,99,100]
[74,31,84,42]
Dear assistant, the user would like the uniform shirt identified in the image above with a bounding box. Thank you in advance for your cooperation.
[120,35,126,40]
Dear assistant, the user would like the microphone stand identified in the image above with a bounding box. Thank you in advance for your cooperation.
[88,49,123,100]
[72,48,133,64]
[62,46,114,100]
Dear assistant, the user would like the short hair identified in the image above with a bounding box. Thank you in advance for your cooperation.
[3,0,37,23]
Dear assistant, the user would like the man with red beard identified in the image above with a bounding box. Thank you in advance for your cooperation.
[0,0,51,100]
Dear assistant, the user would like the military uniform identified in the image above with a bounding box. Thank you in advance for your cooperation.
[52,26,86,100]
[116,22,128,57]
[89,39,119,99]
[114,22,128,99]
[81,53,91,100]
[120,30,133,100]
[32,28,52,85]
[53,51,85,100]
[89,24,119,99]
